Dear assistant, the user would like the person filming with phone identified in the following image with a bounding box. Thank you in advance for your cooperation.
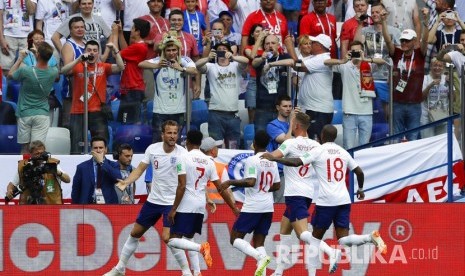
[196,40,249,149]
[324,40,385,149]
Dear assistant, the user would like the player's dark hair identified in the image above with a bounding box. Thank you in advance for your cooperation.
[254,130,270,149]
[186,130,203,146]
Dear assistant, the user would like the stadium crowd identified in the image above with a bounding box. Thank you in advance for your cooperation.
[1,0,464,274]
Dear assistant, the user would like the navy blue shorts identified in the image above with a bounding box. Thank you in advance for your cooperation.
[171,212,204,236]
[233,212,273,236]
[311,204,351,230]
[283,196,312,222]
[136,201,172,228]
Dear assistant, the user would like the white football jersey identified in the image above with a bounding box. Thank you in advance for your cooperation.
[142,143,188,205]
[241,152,281,213]
[278,136,320,199]
[176,149,219,213]
[300,142,358,206]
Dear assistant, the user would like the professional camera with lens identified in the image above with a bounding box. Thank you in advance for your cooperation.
[5,152,57,204]
[81,54,94,61]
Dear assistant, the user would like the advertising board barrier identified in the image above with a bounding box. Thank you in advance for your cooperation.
[0,204,463,275]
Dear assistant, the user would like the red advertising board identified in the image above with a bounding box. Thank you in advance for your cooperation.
[0,204,463,275]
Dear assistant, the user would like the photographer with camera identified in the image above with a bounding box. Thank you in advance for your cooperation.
[196,40,249,149]
[5,140,70,204]
[61,40,124,154]
[324,40,385,149]
[7,42,59,154]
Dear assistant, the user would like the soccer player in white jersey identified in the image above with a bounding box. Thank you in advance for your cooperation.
[263,124,387,276]
[218,130,281,276]
[166,130,239,276]
[104,120,192,276]
[262,112,340,276]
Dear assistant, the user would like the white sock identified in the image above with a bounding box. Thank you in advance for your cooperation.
[299,230,313,244]
[168,238,201,252]
[275,234,292,274]
[319,240,334,256]
[169,246,191,274]
[115,235,139,272]
[186,238,201,275]
[256,246,267,259]
[338,234,371,247]
[232,238,262,261]
[307,236,321,269]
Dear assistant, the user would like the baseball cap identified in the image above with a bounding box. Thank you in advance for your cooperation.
[399,29,417,40]
[214,40,232,52]
[200,137,223,151]
[309,34,332,50]
[219,10,233,19]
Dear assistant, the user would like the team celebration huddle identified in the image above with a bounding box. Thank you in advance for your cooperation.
[103,118,387,276]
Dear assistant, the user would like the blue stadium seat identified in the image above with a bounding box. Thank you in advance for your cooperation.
[87,125,114,153]
[3,100,17,112]
[371,123,389,142]
[114,125,153,153]
[107,73,121,99]
[0,125,21,154]
[7,79,20,103]
[373,98,387,124]
[332,100,343,124]
[110,99,120,121]
[2,74,6,95]
[0,101,17,124]
[146,100,154,125]
[191,99,208,128]
[243,124,255,150]
[52,74,65,106]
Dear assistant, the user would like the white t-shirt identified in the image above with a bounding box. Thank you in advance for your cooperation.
[300,142,358,206]
[231,0,260,33]
[176,149,219,213]
[0,0,34,37]
[205,61,242,112]
[241,152,280,213]
[278,136,319,199]
[123,0,148,31]
[56,13,111,42]
[383,0,417,32]
[298,52,333,113]
[332,62,373,115]
[142,143,188,205]
[149,56,196,114]
[35,0,71,44]
[91,0,122,32]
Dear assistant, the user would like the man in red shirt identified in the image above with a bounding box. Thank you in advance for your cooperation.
[61,40,125,154]
[340,0,369,58]
[299,0,338,58]
[114,18,150,124]
[382,9,429,141]
[241,0,297,60]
